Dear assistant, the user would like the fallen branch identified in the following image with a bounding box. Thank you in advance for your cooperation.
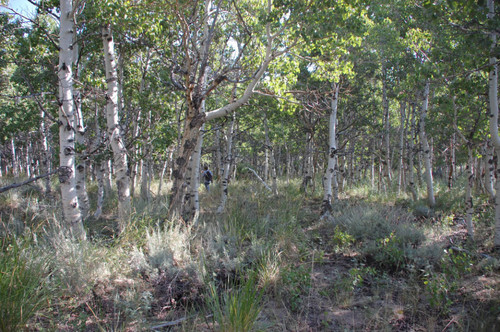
[245,167,272,192]
[0,169,59,194]
[448,243,494,260]
[151,314,212,330]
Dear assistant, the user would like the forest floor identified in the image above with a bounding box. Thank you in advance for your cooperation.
[1,177,500,331]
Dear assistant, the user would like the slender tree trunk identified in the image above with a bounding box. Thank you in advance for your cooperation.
[140,109,152,201]
[449,135,456,189]
[102,24,131,229]
[370,151,375,189]
[215,127,223,179]
[321,83,339,219]
[450,97,458,189]
[74,90,90,219]
[11,138,18,176]
[487,0,500,249]
[408,102,418,201]
[94,161,105,219]
[58,0,85,240]
[130,109,141,197]
[157,148,171,196]
[419,82,435,207]
[264,112,270,182]
[398,101,406,195]
[187,124,204,224]
[263,111,278,195]
[301,132,313,194]
[270,146,278,195]
[465,144,475,240]
[40,111,52,194]
[485,140,496,200]
[382,64,392,183]
[217,84,237,214]
[285,143,290,183]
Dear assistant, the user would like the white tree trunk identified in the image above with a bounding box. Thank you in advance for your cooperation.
[93,161,105,219]
[408,102,418,202]
[217,112,236,213]
[450,97,458,189]
[74,90,90,219]
[270,147,278,195]
[419,81,435,207]
[58,0,85,240]
[157,149,171,196]
[264,113,270,182]
[370,152,375,189]
[484,140,496,200]
[382,64,392,183]
[40,110,52,194]
[398,101,406,195]
[102,24,131,229]
[187,124,204,224]
[321,83,339,219]
[215,127,223,179]
[465,144,475,241]
[130,109,141,197]
[487,0,500,248]
[301,132,314,193]
[11,137,17,176]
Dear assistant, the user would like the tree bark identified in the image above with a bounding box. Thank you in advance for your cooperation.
[93,161,105,219]
[408,102,418,202]
[11,137,18,176]
[321,83,339,219]
[40,110,52,194]
[74,90,90,219]
[419,81,435,207]
[398,101,406,195]
[301,131,314,194]
[102,24,131,230]
[58,0,85,240]
[185,124,204,224]
[264,112,270,182]
[465,144,475,241]
[168,13,284,220]
[487,0,500,249]
[484,140,496,200]
[217,110,236,213]
[382,63,392,183]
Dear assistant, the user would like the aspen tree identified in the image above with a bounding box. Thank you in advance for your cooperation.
[487,0,500,248]
[102,24,131,230]
[58,0,85,240]
[321,83,339,219]
[419,81,435,207]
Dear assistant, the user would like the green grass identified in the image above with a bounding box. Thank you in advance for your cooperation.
[207,272,263,332]
[0,236,52,332]
[0,175,499,330]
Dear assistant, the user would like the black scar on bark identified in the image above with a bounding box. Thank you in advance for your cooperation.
[176,157,186,167]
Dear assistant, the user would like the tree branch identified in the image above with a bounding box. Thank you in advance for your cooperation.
[0,168,59,194]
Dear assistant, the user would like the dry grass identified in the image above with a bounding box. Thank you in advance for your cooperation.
[0,176,499,330]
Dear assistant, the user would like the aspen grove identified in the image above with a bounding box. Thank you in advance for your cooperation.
[1,0,500,330]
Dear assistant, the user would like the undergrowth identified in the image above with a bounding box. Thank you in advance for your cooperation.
[0,176,499,330]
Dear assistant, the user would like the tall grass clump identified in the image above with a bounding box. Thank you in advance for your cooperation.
[45,223,114,296]
[0,236,52,331]
[207,273,263,332]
